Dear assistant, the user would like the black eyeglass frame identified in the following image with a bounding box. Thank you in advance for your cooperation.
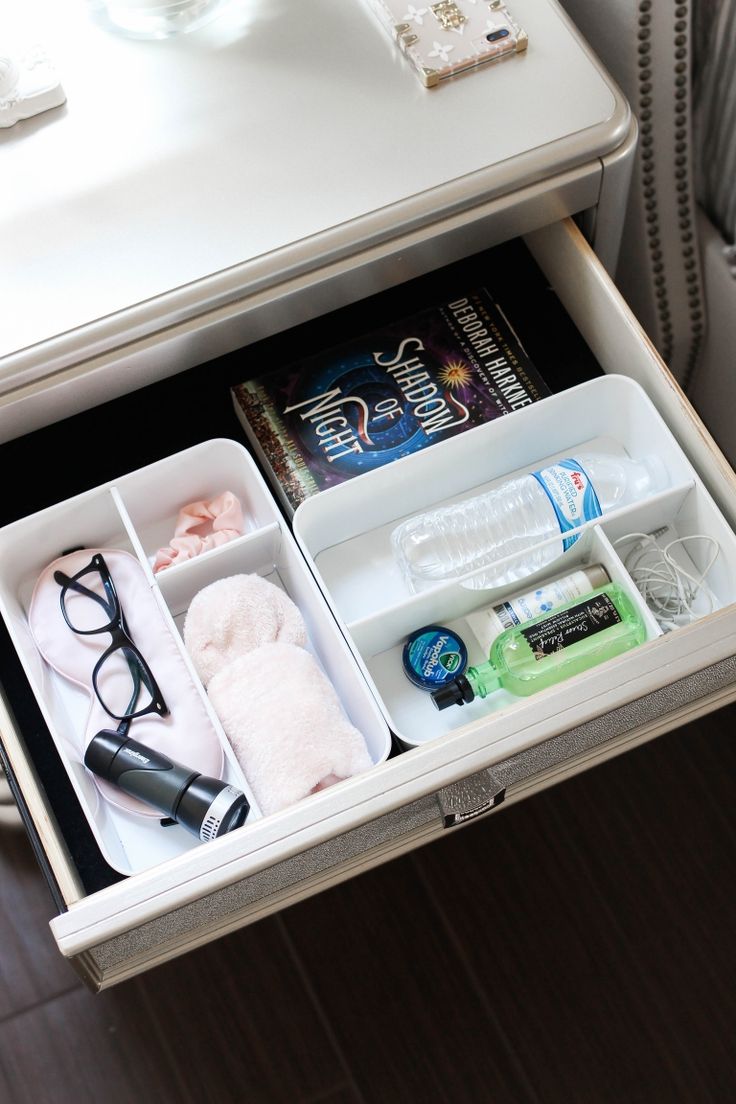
[54,552,169,723]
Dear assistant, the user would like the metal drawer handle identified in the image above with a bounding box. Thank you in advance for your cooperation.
[437,768,506,828]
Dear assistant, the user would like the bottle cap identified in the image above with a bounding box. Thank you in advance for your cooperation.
[402,624,468,691]
[642,454,668,493]
[431,674,475,710]
[582,563,610,590]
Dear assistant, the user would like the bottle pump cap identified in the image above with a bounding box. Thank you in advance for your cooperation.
[431,674,476,710]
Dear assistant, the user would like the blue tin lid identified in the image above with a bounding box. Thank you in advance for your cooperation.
[402,624,468,691]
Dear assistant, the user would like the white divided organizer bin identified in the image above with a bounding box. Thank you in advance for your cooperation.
[293,374,736,748]
[0,439,391,876]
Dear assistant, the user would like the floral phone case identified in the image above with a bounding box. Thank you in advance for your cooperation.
[365,0,528,88]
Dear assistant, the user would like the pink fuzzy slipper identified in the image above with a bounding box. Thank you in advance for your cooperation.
[206,642,373,816]
[183,573,307,687]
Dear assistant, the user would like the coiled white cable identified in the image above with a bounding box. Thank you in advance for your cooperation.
[613,528,720,632]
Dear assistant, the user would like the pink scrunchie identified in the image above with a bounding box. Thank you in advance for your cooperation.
[153,491,244,573]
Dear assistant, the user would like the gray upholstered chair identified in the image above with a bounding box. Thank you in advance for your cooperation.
[559,0,736,466]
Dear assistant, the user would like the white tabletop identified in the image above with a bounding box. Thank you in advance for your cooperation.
[1,0,626,369]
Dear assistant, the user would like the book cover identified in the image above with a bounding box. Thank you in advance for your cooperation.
[231,287,551,515]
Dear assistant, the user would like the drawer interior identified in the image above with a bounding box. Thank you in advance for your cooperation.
[0,228,733,910]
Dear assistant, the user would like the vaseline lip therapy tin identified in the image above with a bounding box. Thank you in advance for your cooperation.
[402,624,468,691]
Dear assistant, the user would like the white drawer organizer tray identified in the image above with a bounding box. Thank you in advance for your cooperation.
[0,439,391,877]
[294,374,736,749]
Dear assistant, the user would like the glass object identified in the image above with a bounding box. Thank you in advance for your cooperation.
[431,582,648,709]
[94,0,224,40]
[54,552,169,721]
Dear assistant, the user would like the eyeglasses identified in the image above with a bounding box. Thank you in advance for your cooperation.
[54,552,169,723]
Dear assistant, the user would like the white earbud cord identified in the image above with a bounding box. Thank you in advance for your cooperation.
[613,530,720,632]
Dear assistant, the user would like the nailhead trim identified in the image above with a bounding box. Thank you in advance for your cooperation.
[637,3,674,361]
[636,1,703,384]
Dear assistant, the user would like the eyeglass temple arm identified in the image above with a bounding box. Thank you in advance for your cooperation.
[53,570,117,619]
[124,659,143,719]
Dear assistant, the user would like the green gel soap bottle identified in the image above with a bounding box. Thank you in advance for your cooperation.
[431,582,648,710]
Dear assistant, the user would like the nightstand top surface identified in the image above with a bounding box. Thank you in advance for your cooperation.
[1,0,628,362]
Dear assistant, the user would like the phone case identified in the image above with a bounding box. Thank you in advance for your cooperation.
[365,0,528,88]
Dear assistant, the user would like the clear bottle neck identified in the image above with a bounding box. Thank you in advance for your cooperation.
[466,662,502,699]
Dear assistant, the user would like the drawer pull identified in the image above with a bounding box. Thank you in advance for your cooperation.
[437,768,506,828]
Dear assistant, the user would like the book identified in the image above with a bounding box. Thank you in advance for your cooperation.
[231,286,552,515]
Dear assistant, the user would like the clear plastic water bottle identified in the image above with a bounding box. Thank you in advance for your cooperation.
[391,451,668,591]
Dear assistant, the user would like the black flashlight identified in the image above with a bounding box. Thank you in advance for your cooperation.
[85,730,249,841]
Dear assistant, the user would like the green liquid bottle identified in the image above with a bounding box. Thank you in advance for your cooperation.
[431,582,648,710]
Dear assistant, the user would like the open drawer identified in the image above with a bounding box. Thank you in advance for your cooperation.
[1,219,735,990]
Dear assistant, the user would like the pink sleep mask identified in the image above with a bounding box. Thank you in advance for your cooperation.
[28,548,225,818]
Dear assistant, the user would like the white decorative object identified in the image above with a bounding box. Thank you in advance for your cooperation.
[0,46,65,129]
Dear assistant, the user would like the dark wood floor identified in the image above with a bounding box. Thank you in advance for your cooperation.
[1,703,735,1104]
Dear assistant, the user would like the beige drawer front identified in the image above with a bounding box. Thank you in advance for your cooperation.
[53,656,736,990]
[1,218,735,990]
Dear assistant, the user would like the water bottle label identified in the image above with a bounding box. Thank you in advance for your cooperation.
[531,458,602,552]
